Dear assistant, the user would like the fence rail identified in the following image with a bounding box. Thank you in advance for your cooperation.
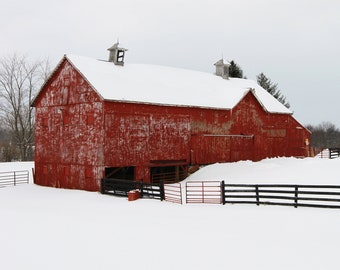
[222,182,340,209]
[329,148,340,159]
[140,182,164,200]
[0,170,29,188]
[100,178,139,196]
[101,178,164,201]
[101,178,340,209]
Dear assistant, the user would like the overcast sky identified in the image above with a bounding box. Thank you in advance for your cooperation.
[2,0,340,127]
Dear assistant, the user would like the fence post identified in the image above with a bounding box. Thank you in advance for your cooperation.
[294,186,298,208]
[13,171,16,186]
[160,180,165,201]
[221,181,226,205]
[202,181,204,204]
[255,186,260,206]
[140,182,144,198]
[100,179,105,194]
[185,182,188,204]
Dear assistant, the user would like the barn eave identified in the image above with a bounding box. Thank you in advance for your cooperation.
[103,98,232,111]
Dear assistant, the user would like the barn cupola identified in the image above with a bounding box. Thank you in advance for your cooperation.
[214,59,230,79]
[107,42,128,66]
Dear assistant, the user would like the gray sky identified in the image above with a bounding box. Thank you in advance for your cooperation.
[2,0,340,127]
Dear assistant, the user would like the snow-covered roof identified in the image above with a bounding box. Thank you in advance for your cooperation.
[64,54,292,114]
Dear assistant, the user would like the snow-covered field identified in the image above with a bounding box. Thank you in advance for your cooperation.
[1,157,340,270]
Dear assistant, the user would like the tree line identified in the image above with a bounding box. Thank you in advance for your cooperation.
[306,122,340,149]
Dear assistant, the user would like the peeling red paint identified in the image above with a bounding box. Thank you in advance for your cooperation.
[33,58,310,191]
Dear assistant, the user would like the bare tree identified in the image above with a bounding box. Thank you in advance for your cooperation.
[0,54,50,161]
[306,122,340,149]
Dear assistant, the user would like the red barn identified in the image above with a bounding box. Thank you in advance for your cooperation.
[32,44,310,191]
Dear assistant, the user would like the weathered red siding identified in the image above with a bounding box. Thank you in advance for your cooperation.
[34,59,105,191]
[33,58,310,191]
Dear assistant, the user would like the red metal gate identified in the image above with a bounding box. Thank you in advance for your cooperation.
[164,183,182,204]
[186,181,222,204]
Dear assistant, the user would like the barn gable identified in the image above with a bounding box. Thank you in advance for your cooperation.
[33,57,105,191]
[33,57,103,107]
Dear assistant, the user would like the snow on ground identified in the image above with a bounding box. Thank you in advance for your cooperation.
[1,158,340,270]
[186,157,340,184]
[0,161,34,182]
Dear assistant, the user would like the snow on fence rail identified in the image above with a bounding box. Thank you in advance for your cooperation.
[0,170,29,188]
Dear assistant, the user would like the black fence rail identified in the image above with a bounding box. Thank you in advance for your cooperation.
[329,148,340,159]
[101,178,139,196]
[140,182,164,200]
[222,181,340,209]
[0,170,29,188]
[101,178,164,201]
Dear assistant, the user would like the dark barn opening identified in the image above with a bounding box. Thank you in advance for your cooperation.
[150,165,187,184]
[105,166,135,180]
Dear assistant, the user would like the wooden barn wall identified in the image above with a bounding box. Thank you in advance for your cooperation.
[103,103,191,181]
[228,92,309,160]
[103,92,309,173]
[33,60,310,190]
[34,60,105,191]
[104,112,190,163]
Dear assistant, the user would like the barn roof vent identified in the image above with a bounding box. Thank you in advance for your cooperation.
[214,59,230,79]
[107,42,128,66]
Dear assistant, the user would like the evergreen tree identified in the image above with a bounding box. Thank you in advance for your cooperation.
[229,60,244,78]
[256,72,290,108]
